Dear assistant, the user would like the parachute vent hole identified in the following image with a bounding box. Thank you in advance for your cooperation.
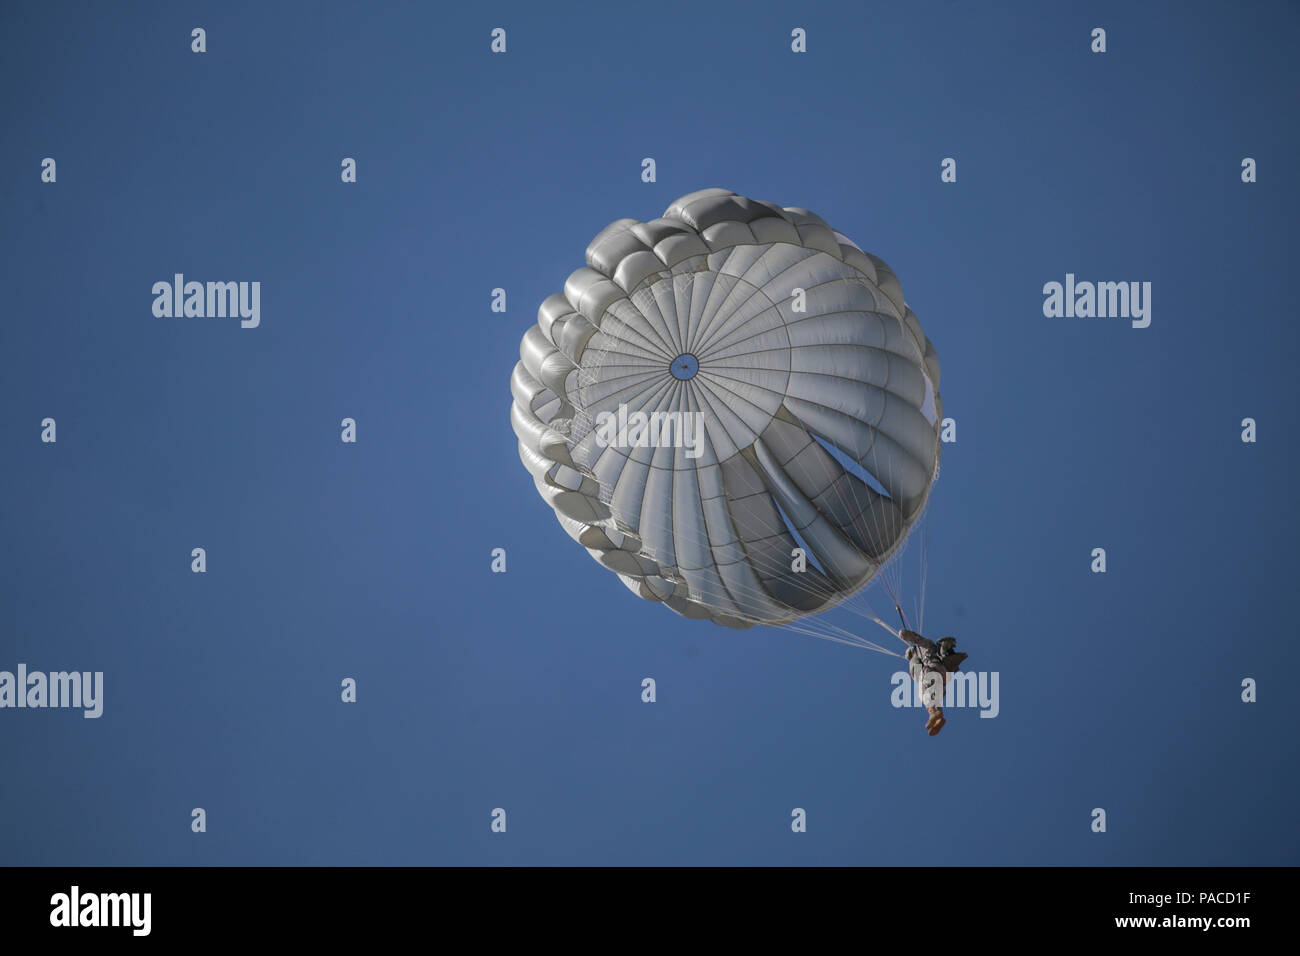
[670,353,700,381]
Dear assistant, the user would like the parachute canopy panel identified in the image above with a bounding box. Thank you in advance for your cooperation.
[511,189,943,628]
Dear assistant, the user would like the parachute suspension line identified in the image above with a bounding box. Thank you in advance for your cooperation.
[745,611,903,658]
[812,430,904,620]
[582,471,912,661]
[624,502,855,617]
[876,452,926,639]
[613,494,881,649]
[771,621,904,658]
[866,614,907,645]
[808,436,930,652]
[882,451,908,611]
[608,445,873,616]
[766,604,887,648]
[615,435,924,659]
[918,519,930,636]
[565,335,931,660]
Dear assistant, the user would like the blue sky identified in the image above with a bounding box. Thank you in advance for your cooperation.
[1,0,1297,865]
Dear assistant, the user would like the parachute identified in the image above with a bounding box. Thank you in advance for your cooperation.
[510,189,943,651]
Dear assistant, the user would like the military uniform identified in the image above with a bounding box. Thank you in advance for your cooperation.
[901,629,968,736]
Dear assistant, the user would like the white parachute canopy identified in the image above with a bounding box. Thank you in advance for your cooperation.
[511,189,943,649]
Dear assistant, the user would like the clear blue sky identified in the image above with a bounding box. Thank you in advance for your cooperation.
[1,0,1296,865]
